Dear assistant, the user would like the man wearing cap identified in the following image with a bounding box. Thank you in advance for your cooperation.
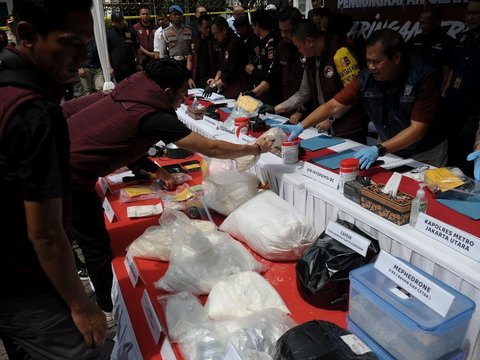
[159,5,193,68]
[133,5,157,67]
[107,11,141,83]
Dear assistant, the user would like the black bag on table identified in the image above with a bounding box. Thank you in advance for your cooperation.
[274,320,378,360]
[295,220,380,311]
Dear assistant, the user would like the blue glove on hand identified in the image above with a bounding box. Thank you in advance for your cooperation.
[354,145,379,169]
[467,150,480,181]
[271,123,303,141]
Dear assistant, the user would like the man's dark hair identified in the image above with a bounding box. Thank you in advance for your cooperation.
[312,7,333,19]
[278,6,302,25]
[422,7,443,22]
[234,14,250,29]
[138,4,151,12]
[211,15,229,31]
[197,14,211,27]
[145,58,187,91]
[292,19,322,41]
[13,0,92,35]
[251,9,272,30]
[366,29,405,59]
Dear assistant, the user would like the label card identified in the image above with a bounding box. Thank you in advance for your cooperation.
[203,116,219,129]
[141,290,162,344]
[374,251,455,317]
[124,252,139,287]
[326,220,371,257]
[341,334,372,355]
[302,162,339,189]
[160,337,177,360]
[223,345,242,360]
[98,177,109,196]
[240,134,256,144]
[415,213,480,261]
[102,197,116,223]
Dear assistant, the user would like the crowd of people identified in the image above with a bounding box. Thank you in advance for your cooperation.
[0,0,479,358]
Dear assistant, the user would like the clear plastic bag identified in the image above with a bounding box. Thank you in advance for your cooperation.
[220,191,318,261]
[200,155,236,178]
[203,171,260,216]
[154,211,266,295]
[126,216,216,261]
[118,184,163,203]
[424,167,480,201]
[219,308,297,359]
[222,94,263,133]
[205,271,289,320]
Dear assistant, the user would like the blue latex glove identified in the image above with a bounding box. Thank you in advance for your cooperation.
[354,145,379,169]
[271,123,303,141]
[467,150,480,181]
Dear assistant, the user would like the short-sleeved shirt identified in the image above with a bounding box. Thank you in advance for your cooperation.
[159,24,193,60]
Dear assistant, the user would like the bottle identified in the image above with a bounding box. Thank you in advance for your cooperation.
[409,182,428,226]
[339,158,359,193]
[192,95,199,110]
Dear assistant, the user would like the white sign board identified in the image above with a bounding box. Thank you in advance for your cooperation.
[102,197,116,223]
[374,251,455,317]
[124,252,139,287]
[302,162,339,189]
[141,290,162,344]
[326,220,371,257]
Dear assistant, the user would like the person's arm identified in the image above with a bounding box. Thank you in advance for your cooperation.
[127,155,175,189]
[158,32,168,59]
[187,54,195,88]
[379,121,429,154]
[24,199,107,346]
[153,29,162,60]
[275,69,312,113]
[175,131,272,158]
[441,67,453,97]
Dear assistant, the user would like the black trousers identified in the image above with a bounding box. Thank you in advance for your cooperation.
[70,189,113,312]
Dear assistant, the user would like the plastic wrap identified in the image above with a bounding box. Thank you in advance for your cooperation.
[424,167,480,201]
[222,94,263,133]
[126,217,216,261]
[154,211,266,295]
[118,184,163,203]
[220,191,317,261]
[218,309,297,359]
[205,271,289,320]
[274,320,378,360]
[203,171,260,216]
[295,220,380,311]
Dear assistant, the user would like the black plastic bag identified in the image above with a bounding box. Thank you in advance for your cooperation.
[274,320,378,360]
[296,220,379,311]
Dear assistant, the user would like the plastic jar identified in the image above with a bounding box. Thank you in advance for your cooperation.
[234,117,249,138]
[281,140,299,164]
[339,158,359,192]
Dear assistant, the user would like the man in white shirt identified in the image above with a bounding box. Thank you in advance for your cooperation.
[153,10,170,59]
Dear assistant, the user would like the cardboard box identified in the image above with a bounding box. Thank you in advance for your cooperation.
[187,105,206,120]
[360,183,414,225]
[349,263,475,360]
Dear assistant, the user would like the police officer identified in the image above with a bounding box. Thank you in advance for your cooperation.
[159,5,193,68]
[244,9,282,104]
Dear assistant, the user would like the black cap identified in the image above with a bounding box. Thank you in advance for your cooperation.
[111,11,124,22]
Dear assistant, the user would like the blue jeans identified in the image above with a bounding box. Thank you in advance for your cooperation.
[0,292,107,359]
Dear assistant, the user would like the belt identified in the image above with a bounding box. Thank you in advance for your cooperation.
[173,55,187,61]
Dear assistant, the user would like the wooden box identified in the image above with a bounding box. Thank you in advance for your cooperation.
[360,183,414,225]
[187,105,206,120]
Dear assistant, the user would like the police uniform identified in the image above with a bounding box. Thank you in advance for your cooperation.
[252,31,282,104]
[410,26,454,70]
[159,23,193,66]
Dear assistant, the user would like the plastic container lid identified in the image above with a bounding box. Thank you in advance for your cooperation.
[340,158,360,168]
[349,261,476,331]
[234,117,249,125]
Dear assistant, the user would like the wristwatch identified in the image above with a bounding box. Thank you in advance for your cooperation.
[328,115,336,124]
[376,143,387,157]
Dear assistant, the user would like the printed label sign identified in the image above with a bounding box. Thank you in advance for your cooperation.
[141,290,162,344]
[98,177,109,196]
[203,116,219,129]
[374,251,455,317]
[415,213,480,261]
[124,252,139,287]
[102,197,116,223]
[302,162,339,189]
[326,220,371,257]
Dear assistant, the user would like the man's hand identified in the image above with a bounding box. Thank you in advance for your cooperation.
[78,68,86,78]
[255,137,274,153]
[156,168,176,190]
[354,146,379,169]
[259,103,275,114]
[71,299,107,347]
[315,119,330,133]
[245,64,254,75]
[187,78,196,88]
[203,84,217,98]
[289,112,303,124]
[467,150,480,181]
[271,123,303,141]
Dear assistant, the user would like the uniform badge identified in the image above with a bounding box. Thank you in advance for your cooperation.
[341,56,351,67]
[404,85,413,96]
[301,56,306,64]
[324,65,334,78]
[191,43,195,51]
[225,50,229,59]
[268,49,274,60]
[138,30,143,35]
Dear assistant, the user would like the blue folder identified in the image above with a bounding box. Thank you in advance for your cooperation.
[264,118,282,126]
[437,199,480,220]
[311,149,357,170]
[300,135,345,151]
